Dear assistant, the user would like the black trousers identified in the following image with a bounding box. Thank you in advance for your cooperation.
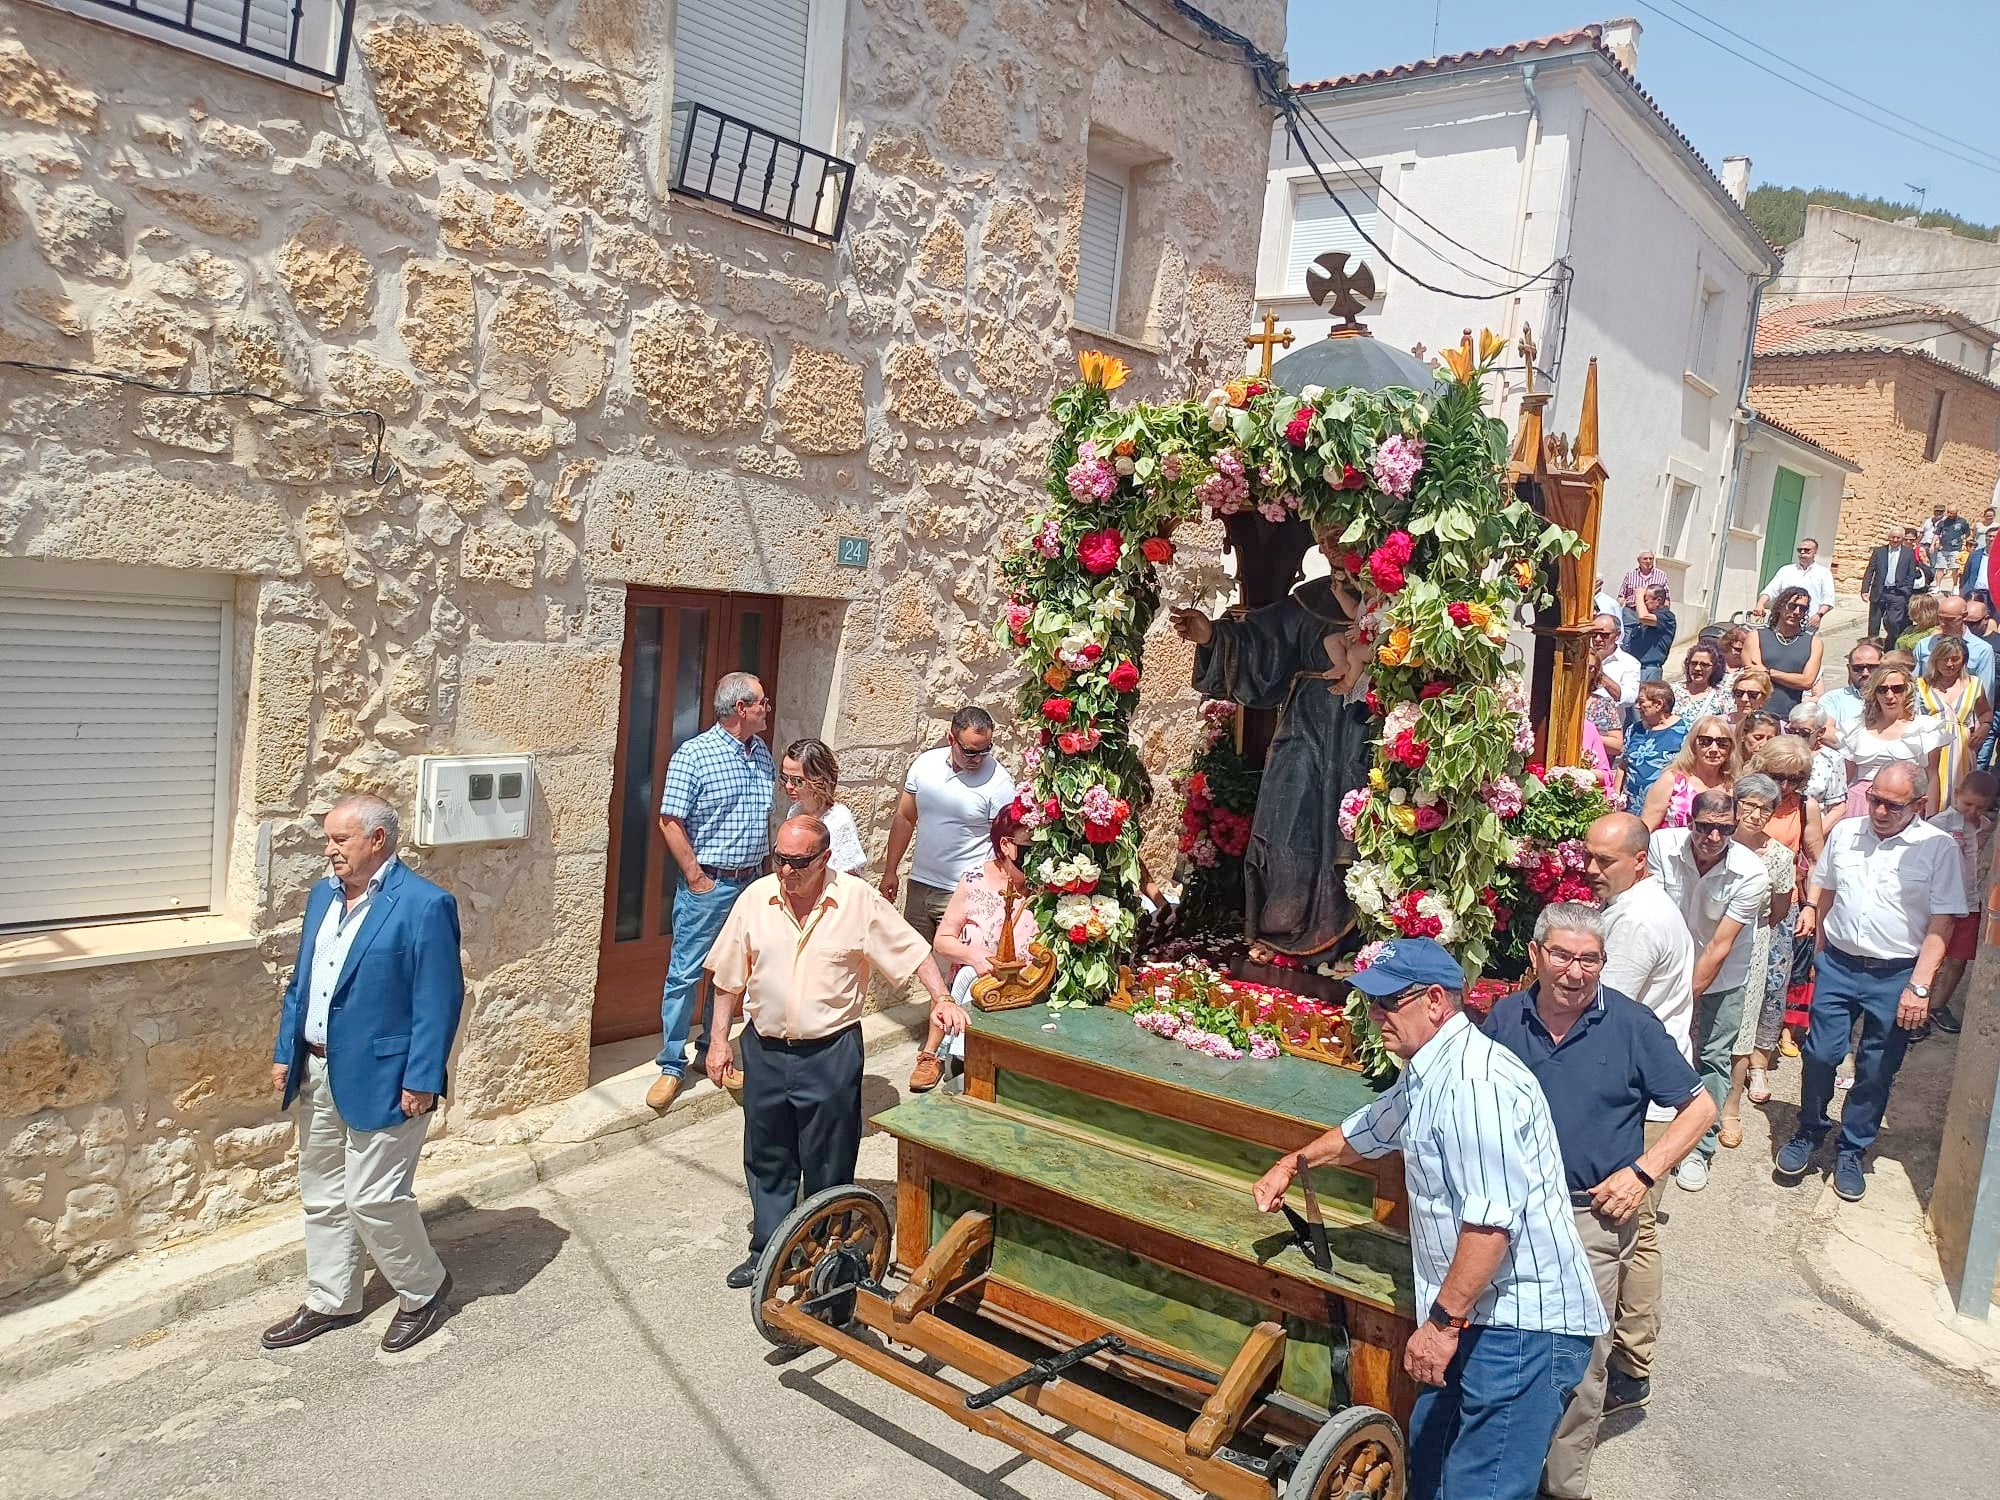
[1870,590,1910,645]
[741,1023,863,1252]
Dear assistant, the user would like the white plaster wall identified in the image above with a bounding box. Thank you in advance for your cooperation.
[1779,204,2000,335]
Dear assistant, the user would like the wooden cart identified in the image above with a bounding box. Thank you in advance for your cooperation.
[747,1003,1418,1499]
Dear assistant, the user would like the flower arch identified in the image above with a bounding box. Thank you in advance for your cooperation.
[999,339,1581,1037]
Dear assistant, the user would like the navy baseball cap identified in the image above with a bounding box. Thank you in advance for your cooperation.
[1347,938,1466,997]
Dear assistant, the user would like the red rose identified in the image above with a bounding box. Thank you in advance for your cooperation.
[1383,530,1415,564]
[1068,925,1091,944]
[1415,805,1444,833]
[1420,681,1449,700]
[1057,731,1085,754]
[1084,820,1118,844]
[1078,528,1124,575]
[1043,797,1061,821]
[1140,536,1175,564]
[1246,381,1267,398]
[1081,643,1103,662]
[1341,549,1365,575]
[1108,660,1141,692]
[1041,696,1073,722]
[1393,729,1430,770]
[1284,407,1316,448]
[1341,465,1368,490]
[1447,602,1472,626]
[1525,861,1558,896]
[1367,551,1406,594]
[1364,689,1382,716]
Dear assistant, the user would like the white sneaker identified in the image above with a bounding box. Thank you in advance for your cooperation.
[1675,1155,1710,1192]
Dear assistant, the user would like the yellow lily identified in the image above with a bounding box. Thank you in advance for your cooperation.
[1479,327,1508,363]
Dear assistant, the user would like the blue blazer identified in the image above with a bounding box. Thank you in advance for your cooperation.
[274,860,465,1133]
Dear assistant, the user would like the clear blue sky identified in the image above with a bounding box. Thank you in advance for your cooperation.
[1284,0,2000,229]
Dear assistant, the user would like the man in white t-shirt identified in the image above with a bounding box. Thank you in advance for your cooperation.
[879,706,1016,943]
[1590,614,1640,709]
[1583,812,1696,1417]
[1756,537,1838,625]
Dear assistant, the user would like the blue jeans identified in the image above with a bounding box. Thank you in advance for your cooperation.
[1408,1325,1594,1500]
[1799,946,1914,1156]
[655,873,751,1077]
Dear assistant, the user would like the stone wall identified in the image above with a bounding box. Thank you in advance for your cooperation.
[1748,353,2000,584]
[0,0,1283,1296]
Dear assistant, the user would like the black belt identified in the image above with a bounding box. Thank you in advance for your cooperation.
[700,862,762,882]
[1825,944,1916,977]
[747,1023,859,1051]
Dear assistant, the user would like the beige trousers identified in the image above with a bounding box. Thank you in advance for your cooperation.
[1611,1119,1671,1379]
[1543,1203,1639,1499]
[297,1054,446,1315]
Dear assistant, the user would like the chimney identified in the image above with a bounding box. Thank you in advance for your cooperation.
[1600,17,1642,74]
[1721,155,1751,207]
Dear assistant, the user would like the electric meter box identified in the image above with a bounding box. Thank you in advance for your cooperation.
[414,755,535,847]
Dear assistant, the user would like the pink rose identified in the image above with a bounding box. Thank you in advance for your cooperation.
[1078,528,1124,575]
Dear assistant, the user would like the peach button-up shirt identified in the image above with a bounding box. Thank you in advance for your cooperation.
[706,871,932,1041]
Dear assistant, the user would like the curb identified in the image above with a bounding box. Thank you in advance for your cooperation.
[0,1001,931,1383]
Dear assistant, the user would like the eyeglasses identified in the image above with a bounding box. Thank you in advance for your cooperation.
[1691,820,1737,836]
[1866,793,1916,814]
[1694,734,1733,748]
[779,773,806,787]
[1539,947,1605,971]
[772,848,827,870]
[1732,689,1765,701]
[951,738,992,760]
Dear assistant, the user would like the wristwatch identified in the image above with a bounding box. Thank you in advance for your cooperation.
[1908,983,1931,999]
[1426,1303,1471,1332]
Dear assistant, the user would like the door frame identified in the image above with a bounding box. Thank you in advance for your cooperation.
[1759,466,1807,588]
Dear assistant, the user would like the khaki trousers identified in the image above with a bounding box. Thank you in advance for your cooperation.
[1611,1120,1671,1379]
[1543,1203,1638,1499]
[298,1054,446,1315]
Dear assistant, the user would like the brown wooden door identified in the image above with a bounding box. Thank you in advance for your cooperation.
[592,589,783,1044]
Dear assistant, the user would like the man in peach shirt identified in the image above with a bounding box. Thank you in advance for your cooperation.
[705,815,966,1288]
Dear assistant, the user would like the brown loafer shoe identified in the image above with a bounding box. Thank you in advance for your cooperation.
[908,1051,944,1093]
[1718,1118,1743,1149]
[645,1073,682,1113]
[381,1272,453,1353]
[261,1304,361,1350]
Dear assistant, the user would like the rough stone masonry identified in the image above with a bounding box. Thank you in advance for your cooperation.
[0,0,1286,1296]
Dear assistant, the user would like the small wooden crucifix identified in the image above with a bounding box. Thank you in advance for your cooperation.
[1518,323,1539,393]
[1244,309,1295,378]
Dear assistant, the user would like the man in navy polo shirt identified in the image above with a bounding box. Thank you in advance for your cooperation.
[1484,903,1714,1500]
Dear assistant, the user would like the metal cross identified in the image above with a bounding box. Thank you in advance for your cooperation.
[1305,251,1377,332]
[1244,309,1294,378]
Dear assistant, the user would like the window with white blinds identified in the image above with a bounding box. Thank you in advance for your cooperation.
[1286,180,1382,292]
[671,0,819,218]
[0,581,233,930]
[1075,166,1128,332]
[26,0,345,82]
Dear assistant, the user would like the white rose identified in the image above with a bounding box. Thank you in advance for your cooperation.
[1204,388,1228,409]
[1115,457,1135,475]
[1388,787,1408,805]
[1207,409,1229,432]
[1301,384,1325,401]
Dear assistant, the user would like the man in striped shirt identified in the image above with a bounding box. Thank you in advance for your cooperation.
[1254,938,1603,1500]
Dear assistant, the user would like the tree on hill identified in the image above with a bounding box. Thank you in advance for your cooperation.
[1745,184,1999,247]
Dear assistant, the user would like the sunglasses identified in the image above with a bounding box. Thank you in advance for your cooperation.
[1732,689,1764,701]
[772,848,827,870]
[951,738,992,760]
[1878,683,1908,696]
[1774,773,1805,786]
[1368,984,1427,1014]
[1692,820,1737,836]
[779,772,806,787]
[1866,793,1917,814]
[1694,734,1733,748]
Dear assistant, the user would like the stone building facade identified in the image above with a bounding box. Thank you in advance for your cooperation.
[0,0,1285,1296]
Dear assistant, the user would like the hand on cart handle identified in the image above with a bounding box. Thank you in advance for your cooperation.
[931,999,969,1038]
[1251,1155,1297,1214]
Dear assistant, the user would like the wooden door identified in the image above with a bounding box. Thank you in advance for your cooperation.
[1759,467,1806,588]
[593,589,783,1045]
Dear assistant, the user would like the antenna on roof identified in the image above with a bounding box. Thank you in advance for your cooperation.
[1905,182,1929,217]
[1832,227,1863,309]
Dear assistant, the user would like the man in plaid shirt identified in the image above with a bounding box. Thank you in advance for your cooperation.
[647,671,776,1114]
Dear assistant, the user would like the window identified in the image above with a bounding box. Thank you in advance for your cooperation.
[1661,478,1699,560]
[1925,390,1950,462]
[1689,282,1723,385]
[26,0,351,87]
[1285,179,1381,293]
[0,565,233,930]
[1074,161,1129,333]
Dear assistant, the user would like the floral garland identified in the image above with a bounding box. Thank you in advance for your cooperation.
[1484,764,1618,978]
[999,339,1580,1021]
[1175,699,1257,883]
[1130,960,1283,1061]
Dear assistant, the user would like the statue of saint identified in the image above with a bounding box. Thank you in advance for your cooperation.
[1170,530,1373,960]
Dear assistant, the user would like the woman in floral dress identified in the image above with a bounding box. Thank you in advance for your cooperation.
[1640,714,1734,830]
[1719,773,1794,1149]
[1674,642,1732,728]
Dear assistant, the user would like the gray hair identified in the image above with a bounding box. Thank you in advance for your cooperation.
[1734,772,1780,807]
[1875,761,1930,801]
[1787,701,1824,730]
[331,793,399,851]
[713,671,762,719]
[1533,901,1606,948]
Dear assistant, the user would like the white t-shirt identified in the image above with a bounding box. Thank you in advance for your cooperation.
[1593,649,1641,707]
[904,747,1016,891]
[1650,828,1771,993]
[789,800,866,876]
[1760,561,1837,616]
[1600,875,1697,1121]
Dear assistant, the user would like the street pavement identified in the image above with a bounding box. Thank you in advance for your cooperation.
[4,1023,1999,1500]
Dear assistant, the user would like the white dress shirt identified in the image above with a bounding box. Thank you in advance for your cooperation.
[1811,816,1969,960]
[1648,829,1770,993]
[1594,649,1641,708]
[304,855,397,1047]
[1340,1013,1606,1336]
[1760,561,1837,616]
[1600,875,1697,1120]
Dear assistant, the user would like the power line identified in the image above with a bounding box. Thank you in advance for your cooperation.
[1780,261,2000,281]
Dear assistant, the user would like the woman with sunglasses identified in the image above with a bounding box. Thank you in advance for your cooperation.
[1641,714,1735,831]
[1740,586,1823,717]
[1787,702,1849,816]
[1745,738,1824,1090]
[1727,667,1772,727]
[780,739,866,877]
[1834,661,1950,824]
[1673,642,1732,729]
[1915,635,1990,797]
[1717,773,1796,1148]
[910,805,1037,1093]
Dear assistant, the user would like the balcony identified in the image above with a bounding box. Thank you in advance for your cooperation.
[670,102,855,245]
[31,0,355,86]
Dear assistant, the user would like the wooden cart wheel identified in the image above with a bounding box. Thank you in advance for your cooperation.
[749,1186,894,1351]
[1286,1405,1406,1500]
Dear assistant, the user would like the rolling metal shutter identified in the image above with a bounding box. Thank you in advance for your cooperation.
[671,0,813,215]
[0,589,230,928]
[1075,168,1127,331]
[1286,182,1381,291]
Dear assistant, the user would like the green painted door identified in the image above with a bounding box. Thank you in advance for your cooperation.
[1760,468,1806,585]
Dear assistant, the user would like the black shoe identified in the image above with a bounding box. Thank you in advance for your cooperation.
[1909,1021,1933,1043]
[1932,1006,1963,1035]
[725,1254,760,1290]
[1602,1368,1651,1416]
[260,1304,362,1350]
[380,1271,454,1353]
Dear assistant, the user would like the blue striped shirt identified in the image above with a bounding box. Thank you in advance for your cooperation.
[658,724,775,867]
[1340,1012,1607,1336]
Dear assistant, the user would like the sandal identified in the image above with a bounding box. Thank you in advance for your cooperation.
[1718,1118,1743,1149]
[1779,1033,1801,1058]
[1747,1068,1771,1104]
[908,1051,944,1093]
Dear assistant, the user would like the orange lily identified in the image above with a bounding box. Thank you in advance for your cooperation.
[1077,350,1129,391]
[1479,327,1508,363]
[1439,329,1476,383]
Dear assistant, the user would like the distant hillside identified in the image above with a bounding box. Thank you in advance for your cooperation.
[1745,184,2000,248]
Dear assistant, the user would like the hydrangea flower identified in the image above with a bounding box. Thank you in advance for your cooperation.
[1371,433,1426,496]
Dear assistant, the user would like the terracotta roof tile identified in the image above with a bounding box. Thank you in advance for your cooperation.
[1749,411,1859,470]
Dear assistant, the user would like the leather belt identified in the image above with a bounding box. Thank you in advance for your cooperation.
[1825,944,1916,977]
[700,862,762,882]
[306,1042,327,1058]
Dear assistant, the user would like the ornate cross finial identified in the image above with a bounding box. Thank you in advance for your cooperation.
[1244,309,1295,378]
[1518,323,1539,393]
[1305,251,1377,336]
[1410,341,1427,361]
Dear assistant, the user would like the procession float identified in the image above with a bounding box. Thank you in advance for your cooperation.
[750,258,1612,1500]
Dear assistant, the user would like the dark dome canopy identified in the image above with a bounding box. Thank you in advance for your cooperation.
[1270,334,1440,395]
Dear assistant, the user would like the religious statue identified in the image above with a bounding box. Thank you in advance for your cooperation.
[1170,529,1374,960]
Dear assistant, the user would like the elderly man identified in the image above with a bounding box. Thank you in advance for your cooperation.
[1779,763,1969,1201]
[1862,526,1921,647]
[1619,551,1669,610]
[706,815,964,1287]
[264,794,464,1354]
[1758,537,1838,625]
[1590,613,1640,710]
[1915,594,1997,702]
[1253,940,1602,1500]
[1584,814,1697,1417]
[1820,640,1883,742]
[1649,791,1770,1192]
[648,671,776,1114]
[879,705,1016,943]
[1485,904,1713,1500]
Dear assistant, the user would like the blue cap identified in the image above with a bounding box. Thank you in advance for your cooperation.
[1347,938,1466,996]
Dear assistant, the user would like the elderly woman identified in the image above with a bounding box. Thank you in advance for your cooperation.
[1741,586,1823,717]
[1747,736,1825,1085]
[1835,659,1951,822]
[1674,641,1732,728]
[1787,702,1849,815]
[1916,634,1990,796]
[1895,591,1940,653]
[1719,772,1797,1145]
[1641,714,1734,831]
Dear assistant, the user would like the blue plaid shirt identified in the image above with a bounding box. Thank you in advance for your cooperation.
[659,724,775,868]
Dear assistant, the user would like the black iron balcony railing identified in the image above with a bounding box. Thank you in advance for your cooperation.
[670,102,855,244]
[55,0,355,85]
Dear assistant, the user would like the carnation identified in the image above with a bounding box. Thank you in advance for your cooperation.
[1371,435,1426,497]
[1338,787,1369,840]
[1447,602,1472,627]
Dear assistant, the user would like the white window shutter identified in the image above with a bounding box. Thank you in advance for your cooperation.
[671,0,817,218]
[0,592,229,928]
[1075,168,1127,331]
[1287,183,1381,291]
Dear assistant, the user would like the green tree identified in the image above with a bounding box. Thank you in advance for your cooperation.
[1746,184,1999,248]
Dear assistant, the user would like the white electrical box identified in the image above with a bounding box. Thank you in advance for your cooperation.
[414,755,535,847]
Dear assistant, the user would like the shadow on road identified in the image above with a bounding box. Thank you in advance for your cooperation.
[429,1200,571,1311]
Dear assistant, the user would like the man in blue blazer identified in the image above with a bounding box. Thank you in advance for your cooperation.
[263,793,466,1354]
